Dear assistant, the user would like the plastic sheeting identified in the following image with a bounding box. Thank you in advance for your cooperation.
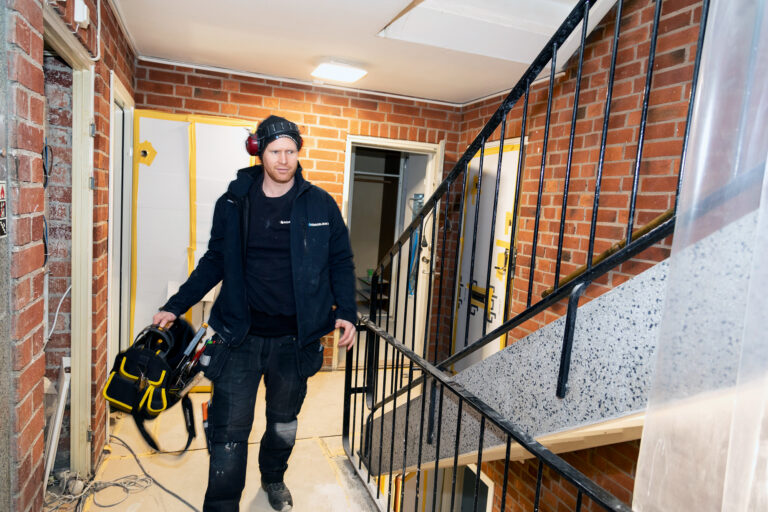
[633,0,768,510]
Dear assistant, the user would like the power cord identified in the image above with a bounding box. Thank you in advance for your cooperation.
[108,435,200,511]
[43,435,200,512]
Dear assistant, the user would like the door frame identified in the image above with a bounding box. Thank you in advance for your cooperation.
[342,135,444,226]
[342,135,444,364]
[106,72,134,408]
[43,4,95,475]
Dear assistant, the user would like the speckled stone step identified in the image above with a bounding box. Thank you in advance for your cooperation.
[364,211,756,473]
[364,259,668,475]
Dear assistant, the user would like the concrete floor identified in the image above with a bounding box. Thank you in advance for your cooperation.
[84,370,378,512]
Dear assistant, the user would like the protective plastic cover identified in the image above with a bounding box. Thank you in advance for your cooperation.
[633,1,768,510]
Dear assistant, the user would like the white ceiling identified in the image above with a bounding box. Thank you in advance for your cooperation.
[112,0,612,105]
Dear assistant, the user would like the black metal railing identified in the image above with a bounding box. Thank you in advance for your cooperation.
[343,0,709,509]
[344,323,634,511]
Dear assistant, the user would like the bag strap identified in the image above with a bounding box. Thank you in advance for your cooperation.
[133,325,175,358]
[132,395,196,453]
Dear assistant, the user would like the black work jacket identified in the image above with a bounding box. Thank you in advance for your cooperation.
[161,164,356,350]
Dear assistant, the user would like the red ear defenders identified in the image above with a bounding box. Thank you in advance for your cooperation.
[245,131,261,156]
[245,120,303,157]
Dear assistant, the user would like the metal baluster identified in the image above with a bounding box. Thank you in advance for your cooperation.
[387,366,398,511]
[376,339,389,493]
[413,375,428,512]
[556,282,587,398]
[448,165,469,356]
[358,330,367,471]
[463,140,487,347]
[431,383,444,512]
[675,0,710,213]
[627,0,663,243]
[383,264,389,333]
[503,83,530,322]
[376,266,383,327]
[534,460,544,511]
[392,245,403,342]
[392,249,403,393]
[423,206,438,361]
[527,43,558,308]
[588,0,624,269]
[472,417,486,512]
[499,435,512,512]
[410,219,423,354]
[576,490,583,512]
[482,118,507,337]
[555,2,589,288]
[399,361,415,507]
[403,229,415,351]
[350,328,360,466]
[433,185,452,364]
[449,396,463,512]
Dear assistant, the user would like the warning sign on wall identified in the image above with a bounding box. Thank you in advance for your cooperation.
[0,181,6,239]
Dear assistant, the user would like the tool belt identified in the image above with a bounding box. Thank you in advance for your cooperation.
[102,320,204,452]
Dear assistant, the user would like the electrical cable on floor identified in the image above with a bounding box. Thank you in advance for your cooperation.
[44,471,153,511]
[109,435,200,512]
[43,435,201,512]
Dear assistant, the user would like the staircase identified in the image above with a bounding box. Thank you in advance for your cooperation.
[343,0,711,510]
[363,204,760,479]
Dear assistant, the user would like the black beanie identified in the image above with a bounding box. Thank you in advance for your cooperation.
[256,115,303,156]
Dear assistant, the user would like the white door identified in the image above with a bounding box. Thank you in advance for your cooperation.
[131,112,253,338]
[389,152,435,358]
[452,140,521,371]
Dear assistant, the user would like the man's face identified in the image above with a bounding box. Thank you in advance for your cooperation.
[261,136,299,185]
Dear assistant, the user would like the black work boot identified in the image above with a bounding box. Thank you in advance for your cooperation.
[261,480,293,511]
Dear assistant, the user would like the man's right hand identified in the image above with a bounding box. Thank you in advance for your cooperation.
[153,310,177,329]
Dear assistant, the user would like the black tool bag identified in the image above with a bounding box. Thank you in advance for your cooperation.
[102,320,200,452]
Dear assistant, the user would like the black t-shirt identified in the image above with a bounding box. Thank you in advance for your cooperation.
[245,179,298,336]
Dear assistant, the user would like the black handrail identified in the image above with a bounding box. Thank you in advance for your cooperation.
[343,321,633,512]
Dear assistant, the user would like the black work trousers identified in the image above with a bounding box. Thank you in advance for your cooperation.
[203,334,308,512]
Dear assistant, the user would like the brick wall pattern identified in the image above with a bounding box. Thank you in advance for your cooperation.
[484,441,640,512]
[5,0,135,509]
[43,52,73,469]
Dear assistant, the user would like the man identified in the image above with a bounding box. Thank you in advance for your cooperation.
[153,115,356,511]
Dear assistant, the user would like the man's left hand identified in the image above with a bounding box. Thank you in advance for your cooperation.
[336,319,356,348]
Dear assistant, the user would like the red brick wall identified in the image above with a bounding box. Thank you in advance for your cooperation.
[449,0,702,345]
[6,1,51,509]
[43,52,74,469]
[5,0,135,509]
[484,441,639,512]
[134,62,463,205]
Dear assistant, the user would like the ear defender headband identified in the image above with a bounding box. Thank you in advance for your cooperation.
[245,116,303,157]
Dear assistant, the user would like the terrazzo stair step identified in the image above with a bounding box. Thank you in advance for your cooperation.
[363,259,668,475]
[363,210,755,474]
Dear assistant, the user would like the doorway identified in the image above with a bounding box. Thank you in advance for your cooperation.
[343,135,444,364]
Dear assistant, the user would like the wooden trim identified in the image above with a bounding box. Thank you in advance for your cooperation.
[44,2,95,476]
[395,413,644,475]
[43,4,91,68]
